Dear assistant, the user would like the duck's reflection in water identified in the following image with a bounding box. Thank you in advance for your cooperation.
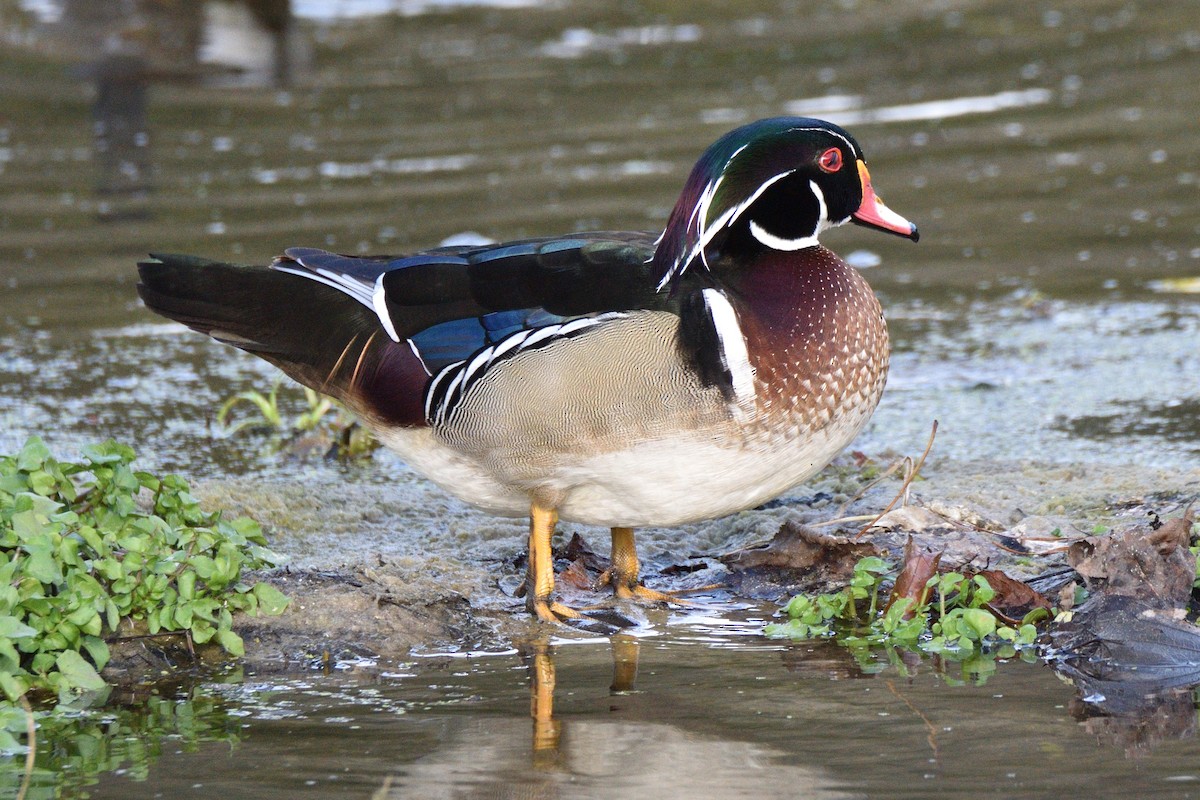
[382,634,854,799]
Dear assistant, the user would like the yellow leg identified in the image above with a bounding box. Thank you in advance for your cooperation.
[597,527,680,604]
[525,502,582,623]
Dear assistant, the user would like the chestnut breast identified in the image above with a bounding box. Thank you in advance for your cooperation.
[730,246,889,434]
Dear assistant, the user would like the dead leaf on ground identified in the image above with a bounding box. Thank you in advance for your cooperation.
[720,519,880,600]
[558,558,593,590]
[1067,508,1195,610]
[563,532,610,573]
[884,537,941,617]
[1057,580,1079,612]
[923,500,1005,532]
[1046,594,1200,691]
[1148,509,1195,556]
[971,568,1053,622]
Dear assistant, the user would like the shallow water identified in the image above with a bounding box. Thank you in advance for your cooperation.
[26,607,1200,799]
[2,0,1200,796]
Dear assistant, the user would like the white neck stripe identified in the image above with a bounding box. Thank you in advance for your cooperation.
[701,288,756,410]
[748,180,827,251]
[749,220,818,250]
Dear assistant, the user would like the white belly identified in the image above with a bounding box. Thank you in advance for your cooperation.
[375,409,868,528]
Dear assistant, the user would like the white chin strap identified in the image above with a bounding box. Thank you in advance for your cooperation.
[748,180,828,251]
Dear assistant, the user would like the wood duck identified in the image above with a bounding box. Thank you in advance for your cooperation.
[137,117,918,625]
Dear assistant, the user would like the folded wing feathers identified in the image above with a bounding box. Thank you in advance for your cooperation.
[424,312,627,426]
[275,248,474,344]
[269,245,644,425]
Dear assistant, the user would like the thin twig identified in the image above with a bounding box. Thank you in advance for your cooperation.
[16,694,35,800]
[854,420,939,539]
[989,540,1073,556]
[104,631,193,645]
[810,513,884,528]
[832,457,907,519]
[370,774,394,800]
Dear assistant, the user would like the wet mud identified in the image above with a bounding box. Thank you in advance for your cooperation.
[160,452,1200,673]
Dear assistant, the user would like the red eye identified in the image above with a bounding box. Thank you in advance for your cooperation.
[818,147,843,173]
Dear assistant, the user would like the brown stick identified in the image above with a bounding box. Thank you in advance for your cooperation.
[854,420,939,539]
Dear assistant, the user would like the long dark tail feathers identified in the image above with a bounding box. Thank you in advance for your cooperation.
[137,254,429,427]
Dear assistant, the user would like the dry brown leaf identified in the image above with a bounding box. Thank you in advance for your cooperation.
[972,568,1053,621]
[884,537,941,617]
[563,532,609,573]
[720,519,880,599]
[868,505,957,534]
[1057,580,1078,612]
[558,558,593,590]
[1067,509,1195,610]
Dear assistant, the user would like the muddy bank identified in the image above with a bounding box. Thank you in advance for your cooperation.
[166,452,1200,671]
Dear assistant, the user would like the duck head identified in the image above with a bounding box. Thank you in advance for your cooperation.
[654,117,918,288]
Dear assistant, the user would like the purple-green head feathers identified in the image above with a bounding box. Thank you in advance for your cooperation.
[652,117,914,289]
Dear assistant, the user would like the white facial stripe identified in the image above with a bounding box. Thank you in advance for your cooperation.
[733,170,795,218]
[701,288,756,409]
[659,126,857,287]
[748,179,827,251]
[783,125,859,160]
[749,221,818,250]
[661,169,799,289]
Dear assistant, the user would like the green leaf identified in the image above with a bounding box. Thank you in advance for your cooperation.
[55,650,108,692]
[82,636,111,671]
[190,621,215,644]
[81,441,132,465]
[190,555,217,580]
[0,437,277,701]
[28,469,58,496]
[21,536,63,585]
[251,582,290,615]
[0,638,23,670]
[0,671,29,702]
[67,605,100,630]
[10,508,49,541]
[16,436,51,471]
[213,628,245,657]
[0,616,38,639]
[231,516,267,546]
[960,608,997,640]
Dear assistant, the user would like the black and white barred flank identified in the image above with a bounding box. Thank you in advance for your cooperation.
[423,312,629,426]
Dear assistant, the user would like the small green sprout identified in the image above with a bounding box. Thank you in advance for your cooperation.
[217,378,379,458]
[765,554,1043,676]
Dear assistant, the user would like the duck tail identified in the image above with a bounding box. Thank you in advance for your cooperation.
[136,254,429,427]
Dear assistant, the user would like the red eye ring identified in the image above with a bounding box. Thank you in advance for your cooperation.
[818,147,843,173]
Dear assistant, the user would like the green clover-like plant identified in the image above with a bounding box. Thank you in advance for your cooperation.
[0,437,289,721]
